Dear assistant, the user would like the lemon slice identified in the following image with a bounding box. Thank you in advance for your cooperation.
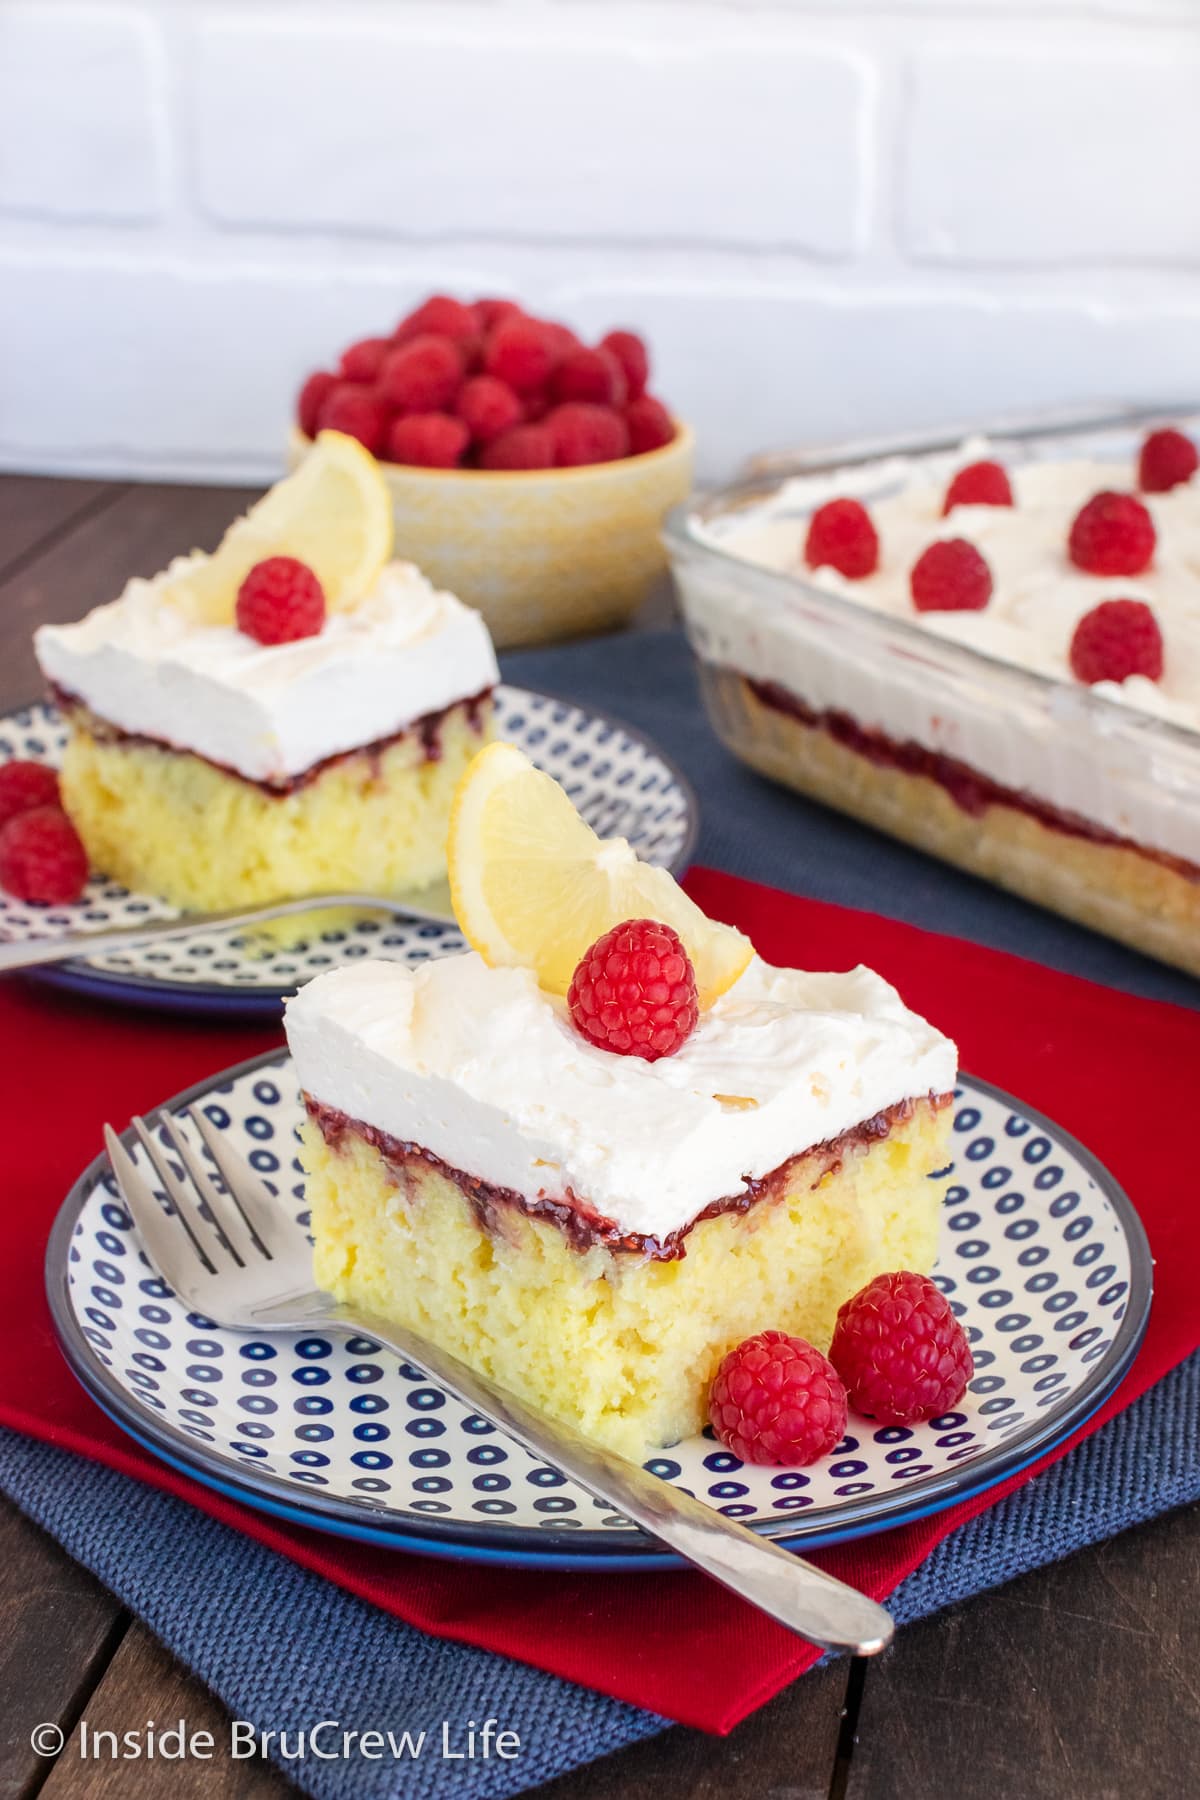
[164,431,394,624]
[448,742,753,1004]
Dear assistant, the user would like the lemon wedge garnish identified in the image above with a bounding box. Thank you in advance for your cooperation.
[447,742,753,1005]
[164,431,393,624]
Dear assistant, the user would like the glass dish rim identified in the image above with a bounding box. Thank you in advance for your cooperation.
[664,403,1200,762]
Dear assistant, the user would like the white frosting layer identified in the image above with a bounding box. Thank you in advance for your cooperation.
[686,438,1200,863]
[34,560,499,783]
[284,951,957,1244]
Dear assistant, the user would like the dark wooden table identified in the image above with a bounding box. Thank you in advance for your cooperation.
[1,475,1196,1800]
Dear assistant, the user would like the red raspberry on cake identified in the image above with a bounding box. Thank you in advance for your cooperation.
[236,557,327,645]
[0,805,88,904]
[394,295,479,352]
[910,538,993,612]
[297,371,338,440]
[317,383,391,456]
[548,403,630,467]
[709,1331,847,1467]
[0,760,61,830]
[600,329,649,400]
[829,1270,973,1425]
[483,316,558,393]
[456,375,523,445]
[942,460,1014,515]
[568,918,698,1061]
[804,498,879,580]
[625,395,675,456]
[1138,427,1198,494]
[480,423,556,470]
[1069,598,1164,687]
[338,337,392,384]
[379,336,465,414]
[551,347,627,408]
[387,412,470,469]
[1068,492,1155,576]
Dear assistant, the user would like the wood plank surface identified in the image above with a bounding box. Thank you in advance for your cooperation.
[0,1498,127,1800]
[0,479,121,586]
[845,1504,1200,1800]
[38,1623,293,1800]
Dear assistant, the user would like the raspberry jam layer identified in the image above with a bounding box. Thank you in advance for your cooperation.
[304,1090,950,1263]
[51,684,493,796]
[747,676,1200,884]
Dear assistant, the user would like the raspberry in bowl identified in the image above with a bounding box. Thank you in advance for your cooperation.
[290,295,693,648]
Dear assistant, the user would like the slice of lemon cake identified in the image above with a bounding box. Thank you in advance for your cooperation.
[33,433,499,910]
[284,745,957,1459]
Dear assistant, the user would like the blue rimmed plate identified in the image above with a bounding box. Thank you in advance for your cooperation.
[45,1054,1152,1571]
[1,689,697,1018]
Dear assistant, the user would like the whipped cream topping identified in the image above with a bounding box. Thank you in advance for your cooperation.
[284,951,957,1244]
[684,436,1200,863]
[709,441,1200,733]
[35,560,499,783]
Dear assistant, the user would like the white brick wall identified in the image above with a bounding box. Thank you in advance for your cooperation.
[1,0,1197,485]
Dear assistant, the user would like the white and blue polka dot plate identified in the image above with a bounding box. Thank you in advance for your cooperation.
[46,1055,1152,1571]
[1,690,697,1018]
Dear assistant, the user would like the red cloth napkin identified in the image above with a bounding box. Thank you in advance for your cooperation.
[3,867,1198,1734]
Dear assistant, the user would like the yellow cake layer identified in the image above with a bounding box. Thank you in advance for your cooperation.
[699,664,1200,979]
[58,698,492,911]
[300,1098,950,1460]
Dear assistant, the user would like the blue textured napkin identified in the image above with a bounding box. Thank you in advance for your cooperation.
[4,626,1197,1800]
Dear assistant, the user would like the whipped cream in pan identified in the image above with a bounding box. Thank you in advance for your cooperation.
[284,952,957,1244]
[686,440,1200,862]
[35,560,500,784]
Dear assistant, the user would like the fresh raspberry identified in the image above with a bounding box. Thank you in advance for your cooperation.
[568,918,698,1061]
[1138,427,1198,494]
[0,806,88,903]
[621,396,675,459]
[804,498,879,580]
[479,423,556,470]
[910,538,993,612]
[472,297,523,333]
[1068,491,1155,576]
[297,371,337,440]
[0,760,61,830]
[394,295,479,352]
[236,557,327,645]
[551,347,627,408]
[386,411,470,469]
[600,329,649,400]
[709,1331,847,1467]
[830,1271,974,1425]
[541,320,582,359]
[548,402,629,467]
[942,459,1014,515]
[456,375,523,445]
[316,382,391,456]
[483,316,558,393]
[625,395,675,457]
[379,336,465,413]
[1069,598,1164,686]
[337,337,391,384]
[521,390,552,423]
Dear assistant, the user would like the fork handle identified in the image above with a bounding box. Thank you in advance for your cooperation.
[277,1298,893,1655]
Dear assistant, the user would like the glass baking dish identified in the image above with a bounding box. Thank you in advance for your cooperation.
[665,407,1200,978]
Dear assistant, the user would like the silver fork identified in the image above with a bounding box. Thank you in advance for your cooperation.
[104,1108,894,1657]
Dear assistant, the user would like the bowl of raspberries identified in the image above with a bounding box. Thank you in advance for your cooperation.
[292,295,693,646]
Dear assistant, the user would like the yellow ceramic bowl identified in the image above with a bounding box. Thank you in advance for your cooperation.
[288,424,694,648]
